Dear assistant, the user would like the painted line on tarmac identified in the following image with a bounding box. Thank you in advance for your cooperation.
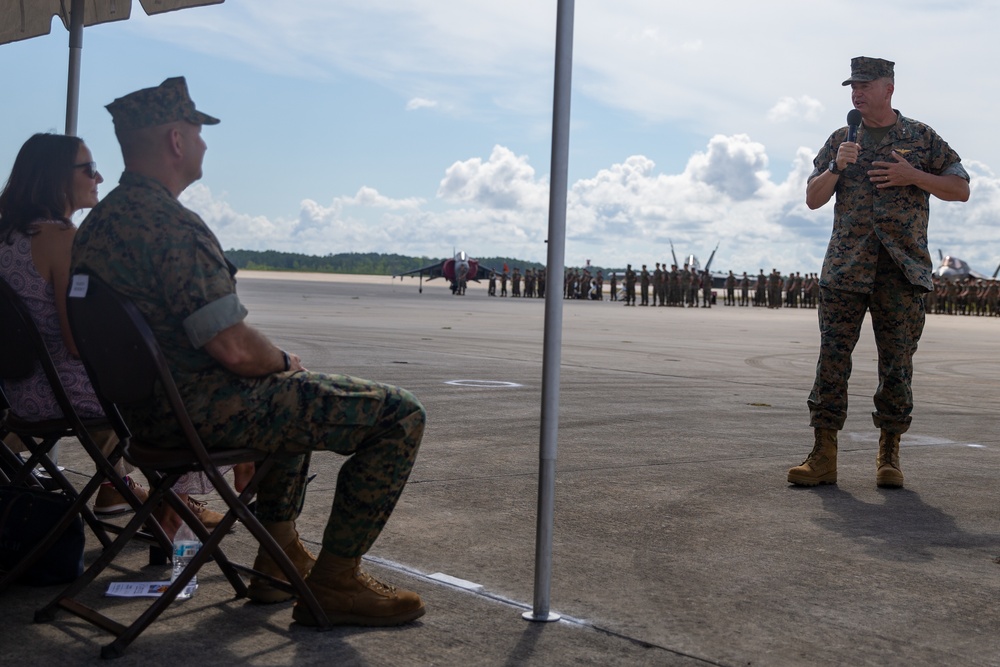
[365,555,587,626]
[444,379,523,388]
[845,432,992,449]
[365,555,730,665]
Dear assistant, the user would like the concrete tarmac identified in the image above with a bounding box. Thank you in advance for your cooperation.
[3,272,999,666]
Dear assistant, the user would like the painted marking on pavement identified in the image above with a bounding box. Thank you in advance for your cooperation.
[445,379,522,388]
[367,555,588,627]
[846,432,991,449]
[428,572,483,591]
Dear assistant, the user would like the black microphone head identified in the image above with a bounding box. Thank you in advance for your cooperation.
[847,109,862,127]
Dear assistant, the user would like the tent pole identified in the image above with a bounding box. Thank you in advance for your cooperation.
[523,0,574,624]
[65,0,85,136]
[51,0,85,464]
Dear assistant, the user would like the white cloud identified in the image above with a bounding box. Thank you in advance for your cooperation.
[768,96,824,123]
[339,186,425,210]
[406,97,438,111]
[121,1,1000,272]
[120,2,1000,162]
[183,138,1000,276]
[180,184,299,250]
[686,134,769,200]
[437,145,548,210]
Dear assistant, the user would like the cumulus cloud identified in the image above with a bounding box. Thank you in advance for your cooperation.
[768,95,824,123]
[127,1,1000,184]
[437,145,548,210]
[180,184,299,250]
[339,186,425,210]
[186,137,1000,276]
[932,160,1000,255]
[685,135,769,200]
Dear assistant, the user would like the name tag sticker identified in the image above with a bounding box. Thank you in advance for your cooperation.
[69,274,89,298]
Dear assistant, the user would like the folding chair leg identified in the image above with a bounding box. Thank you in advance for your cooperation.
[208,458,331,630]
[9,447,52,487]
[33,482,169,626]
[36,478,254,658]
[155,483,249,597]
[99,505,244,659]
[0,442,28,484]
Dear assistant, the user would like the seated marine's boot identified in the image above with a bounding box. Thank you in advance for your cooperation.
[787,428,838,486]
[876,430,904,489]
[247,521,317,603]
[292,550,425,627]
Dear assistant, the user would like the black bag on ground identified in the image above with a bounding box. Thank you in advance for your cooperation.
[0,486,85,585]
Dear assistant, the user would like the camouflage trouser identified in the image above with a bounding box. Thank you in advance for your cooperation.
[134,372,425,557]
[808,249,926,434]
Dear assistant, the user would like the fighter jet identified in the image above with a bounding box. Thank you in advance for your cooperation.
[393,250,499,294]
[670,240,728,288]
[935,250,1000,282]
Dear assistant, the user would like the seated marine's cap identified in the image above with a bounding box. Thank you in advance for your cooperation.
[106,76,220,131]
[842,56,894,86]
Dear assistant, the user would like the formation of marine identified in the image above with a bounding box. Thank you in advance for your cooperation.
[598,264,823,310]
[927,276,1000,316]
[487,267,547,298]
[480,263,999,317]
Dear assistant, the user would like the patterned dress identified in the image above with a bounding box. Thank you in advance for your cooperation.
[0,225,103,420]
[0,224,217,493]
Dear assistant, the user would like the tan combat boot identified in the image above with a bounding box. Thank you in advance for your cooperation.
[292,550,425,627]
[876,430,904,488]
[787,428,838,486]
[247,521,317,603]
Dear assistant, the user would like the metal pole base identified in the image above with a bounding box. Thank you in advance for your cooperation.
[522,611,561,622]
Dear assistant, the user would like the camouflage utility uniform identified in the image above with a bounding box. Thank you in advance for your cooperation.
[72,172,424,557]
[807,112,969,434]
[624,266,636,305]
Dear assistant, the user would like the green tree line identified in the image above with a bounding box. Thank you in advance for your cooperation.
[225,249,561,275]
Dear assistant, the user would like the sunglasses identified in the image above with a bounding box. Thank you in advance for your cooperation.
[74,161,99,179]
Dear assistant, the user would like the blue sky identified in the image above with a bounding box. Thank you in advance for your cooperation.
[3,1,999,275]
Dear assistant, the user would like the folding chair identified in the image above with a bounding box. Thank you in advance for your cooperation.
[34,273,330,658]
[0,276,170,592]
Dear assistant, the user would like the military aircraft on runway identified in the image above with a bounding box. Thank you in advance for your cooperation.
[935,250,1000,282]
[393,250,499,294]
[670,240,729,288]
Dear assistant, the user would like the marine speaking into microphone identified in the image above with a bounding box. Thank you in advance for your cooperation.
[792,56,971,491]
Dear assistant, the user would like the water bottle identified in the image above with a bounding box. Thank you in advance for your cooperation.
[170,522,201,600]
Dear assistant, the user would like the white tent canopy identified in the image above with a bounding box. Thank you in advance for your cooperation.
[0,0,224,134]
[0,0,224,44]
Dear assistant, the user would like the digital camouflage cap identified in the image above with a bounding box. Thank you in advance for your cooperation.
[106,76,220,131]
[842,57,895,86]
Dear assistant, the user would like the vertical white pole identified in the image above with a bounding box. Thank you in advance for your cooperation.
[523,0,574,624]
[64,0,85,136]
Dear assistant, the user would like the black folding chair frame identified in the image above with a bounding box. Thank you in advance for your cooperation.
[36,273,330,658]
[0,276,170,592]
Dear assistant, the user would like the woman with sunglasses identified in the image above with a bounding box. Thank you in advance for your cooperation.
[0,134,253,536]
[0,134,248,535]
[0,133,158,515]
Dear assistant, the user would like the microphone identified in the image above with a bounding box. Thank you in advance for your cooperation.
[847,109,862,143]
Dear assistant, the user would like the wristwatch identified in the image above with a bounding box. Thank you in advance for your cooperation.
[828,160,841,175]
[281,350,291,372]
